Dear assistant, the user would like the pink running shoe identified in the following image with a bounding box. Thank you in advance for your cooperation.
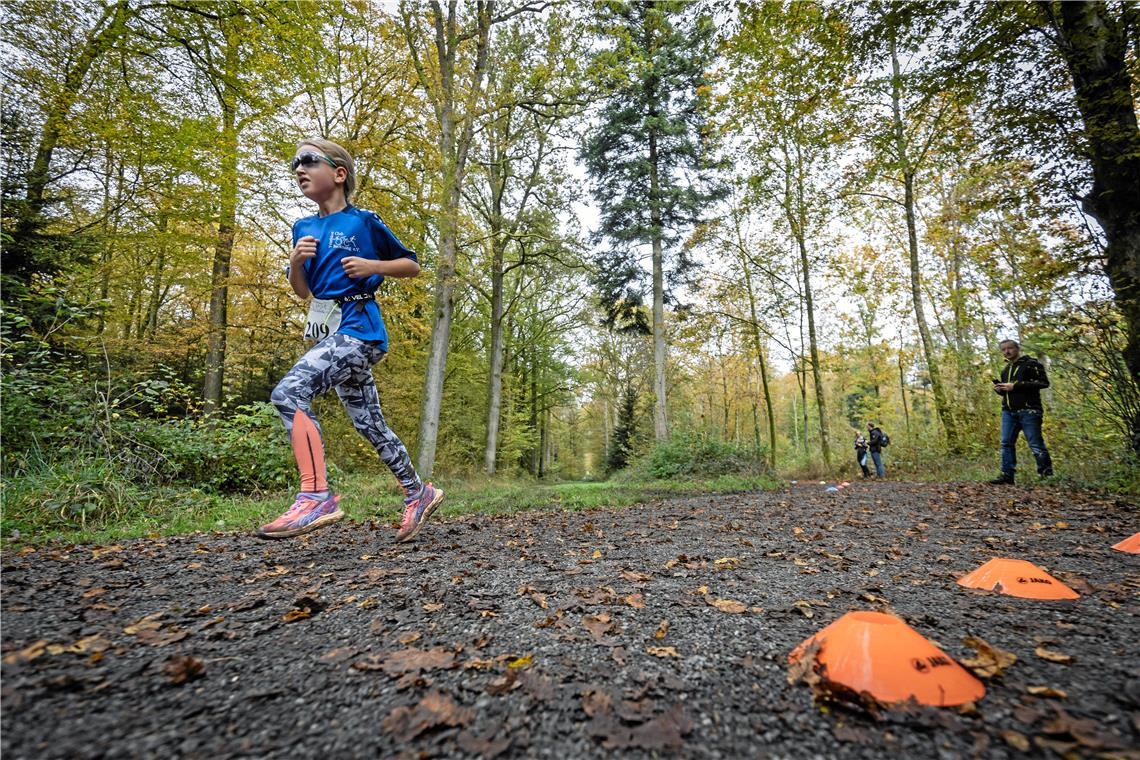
[395,483,444,543]
[256,494,343,539]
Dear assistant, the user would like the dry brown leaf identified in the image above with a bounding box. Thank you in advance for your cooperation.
[591,549,603,559]
[507,655,533,669]
[124,612,164,635]
[961,636,1016,679]
[623,594,646,609]
[91,545,123,560]
[1034,646,1073,664]
[708,598,747,614]
[653,619,670,640]
[1027,685,1068,699]
[646,646,679,658]
[352,647,458,676]
[3,639,48,664]
[282,607,311,623]
[1000,730,1031,751]
[582,688,613,717]
[381,691,474,743]
[582,613,617,643]
[397,631,422,645]
[713,557,740,569]
[422,602,444,612]
[462,657,495,670]
[620,569,652,583]
[163,655,204,685]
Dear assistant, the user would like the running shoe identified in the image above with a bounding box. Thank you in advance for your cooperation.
[395,483,444,543]
[256,494,343,539]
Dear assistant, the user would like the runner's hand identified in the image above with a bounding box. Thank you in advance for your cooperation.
[291,236,318,269]
[340,257,376,279]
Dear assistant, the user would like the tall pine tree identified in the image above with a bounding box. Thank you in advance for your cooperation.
[583,0,724,441]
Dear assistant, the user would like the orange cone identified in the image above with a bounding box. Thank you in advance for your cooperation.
[787,610,985,706]
[957,558,1078,600]
[1112,532,1140,554]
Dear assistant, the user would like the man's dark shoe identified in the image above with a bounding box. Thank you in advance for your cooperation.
[1039,469,1054,477]
[988,472,1015,485]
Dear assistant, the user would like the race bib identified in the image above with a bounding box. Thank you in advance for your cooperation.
[303,299,341,342]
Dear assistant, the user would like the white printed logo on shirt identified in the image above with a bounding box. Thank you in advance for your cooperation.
[328,230,359,252]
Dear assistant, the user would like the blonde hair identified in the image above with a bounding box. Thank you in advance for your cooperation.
[297,137,356,200]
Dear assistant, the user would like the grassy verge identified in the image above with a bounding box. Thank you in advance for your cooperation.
[1,472,782,547]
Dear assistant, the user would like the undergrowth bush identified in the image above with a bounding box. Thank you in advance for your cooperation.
[631,433,769,480]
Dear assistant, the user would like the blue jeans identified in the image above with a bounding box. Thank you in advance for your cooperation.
[1000,409,1053,476]
[870,450,884,477]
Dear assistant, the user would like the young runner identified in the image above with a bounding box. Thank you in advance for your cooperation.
[257,138,443,542]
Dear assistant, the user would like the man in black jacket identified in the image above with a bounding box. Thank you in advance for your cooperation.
[989,339,1053,484]
[867,423,886,478]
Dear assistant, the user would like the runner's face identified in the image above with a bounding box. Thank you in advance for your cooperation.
[293,146,343,201]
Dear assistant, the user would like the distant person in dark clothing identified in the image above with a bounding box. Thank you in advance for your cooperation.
[867,423,887,478]
[989,339,1053,485]
[854,433,870,478]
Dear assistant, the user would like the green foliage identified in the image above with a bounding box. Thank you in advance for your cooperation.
[634,432,770,480]
[123,403,294,493]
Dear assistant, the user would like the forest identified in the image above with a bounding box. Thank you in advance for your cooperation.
[3,0,1138,539]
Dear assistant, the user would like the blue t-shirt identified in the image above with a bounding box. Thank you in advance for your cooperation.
[290,205,417,349]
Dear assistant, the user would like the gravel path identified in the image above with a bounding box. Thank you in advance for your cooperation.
[2,480,1138,758]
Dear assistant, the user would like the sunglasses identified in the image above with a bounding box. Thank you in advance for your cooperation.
[290,151,339,171]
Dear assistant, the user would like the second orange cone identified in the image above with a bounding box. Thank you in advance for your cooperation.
[788,610,985,707]
[1112,532,1140,554]
[957,558,1079,600]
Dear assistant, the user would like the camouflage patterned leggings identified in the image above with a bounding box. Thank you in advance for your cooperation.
[271,333,421,495]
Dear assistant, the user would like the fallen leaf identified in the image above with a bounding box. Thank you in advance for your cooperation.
[961,636,1016,679]
[1000,730,1030,751]
[713,557,740,569]
[352,647,458,676]
[654,619,670,640]
[3,640,48,664]
[582,688,614,717]
[582,613,617,644]
[91,545,123,560]
[620,569,652,583]
[507,655,533,669]
[319,647,358,665]
[124,612,164,635]
[646,646,679,658]
[622,594,646,609]
[1034,646,1073,664]
[397,631,422,645]
[462,657,495,670]
[708,598,747,614]
[381,691,473,743]
[591,549,602,559]
[423,602,444,612]
[282,607,311,623]
[163,655,204,685]
[456,730,511,759]
[1027,685,1067,699]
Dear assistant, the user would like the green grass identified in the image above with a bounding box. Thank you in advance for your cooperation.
[1,471,782,547]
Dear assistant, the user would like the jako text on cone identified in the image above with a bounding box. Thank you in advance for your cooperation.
[788,610,984,707]
[957,558,1078,600]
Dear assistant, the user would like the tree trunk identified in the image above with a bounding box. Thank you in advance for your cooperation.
[202,22,241,414]
[484,238,505,475]
[891,35,958,447]
[410,0,495,478]
[648,129,668,441]
[24,0,132,215]
[741,261,776,466]
[794,230,832,467]
[898,335,912,434]
[1048,1,1140,390]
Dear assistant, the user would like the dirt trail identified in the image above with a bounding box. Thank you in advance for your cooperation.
[2,481,1138,758]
